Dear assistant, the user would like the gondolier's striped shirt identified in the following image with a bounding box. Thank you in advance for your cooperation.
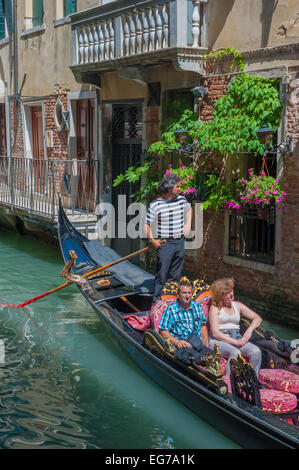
[159,300,207,340]
[145,195,191,238]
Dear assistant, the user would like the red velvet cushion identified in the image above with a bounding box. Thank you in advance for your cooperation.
[259,389,298,414]
[149,298,176,332]
[194,290,212,319]
[223,377,297,413]
[259,369,299,394]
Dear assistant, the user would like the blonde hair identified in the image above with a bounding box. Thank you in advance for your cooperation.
[210,278,235,309]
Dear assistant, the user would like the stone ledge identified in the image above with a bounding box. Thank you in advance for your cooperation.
[20,24,46,39]
[54,17,71,28]
[223,255,275,274]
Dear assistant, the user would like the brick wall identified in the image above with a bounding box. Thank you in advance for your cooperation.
[10,98,24,158]
[183,67,299,327]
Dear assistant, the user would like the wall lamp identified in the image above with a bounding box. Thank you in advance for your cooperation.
[191,86,208,99]
[256,125,293,156]
[173,128,200,156]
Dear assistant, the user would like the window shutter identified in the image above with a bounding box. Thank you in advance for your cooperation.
[33,0,43,27]
[65,0,76,16]
[0,0,5,39]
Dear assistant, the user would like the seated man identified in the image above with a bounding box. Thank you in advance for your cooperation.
[159,280,214,365]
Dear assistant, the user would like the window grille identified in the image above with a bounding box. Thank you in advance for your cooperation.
[228,151,277,265]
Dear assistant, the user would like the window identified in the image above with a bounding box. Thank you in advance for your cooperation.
[228,152,277,265]
[0,0,12,40]
[64,0,76,16]
[32,0,43,27]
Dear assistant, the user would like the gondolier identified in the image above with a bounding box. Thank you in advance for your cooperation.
[144,174,192,302]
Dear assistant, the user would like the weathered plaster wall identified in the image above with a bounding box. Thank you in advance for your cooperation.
[208,0,299,52]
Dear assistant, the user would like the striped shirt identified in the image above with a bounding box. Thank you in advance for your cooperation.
[159,300,207,340]
[145,196,191,238]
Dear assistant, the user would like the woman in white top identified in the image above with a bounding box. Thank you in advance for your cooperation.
[209,278,262,377]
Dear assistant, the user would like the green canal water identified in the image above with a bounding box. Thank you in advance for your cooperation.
[0,231,298,450]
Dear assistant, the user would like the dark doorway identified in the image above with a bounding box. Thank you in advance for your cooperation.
[111,103,143,257]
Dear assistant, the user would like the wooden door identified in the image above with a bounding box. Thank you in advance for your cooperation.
[76,99,95,211]
[31,106,45,193]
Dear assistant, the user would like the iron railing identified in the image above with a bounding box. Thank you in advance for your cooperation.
[228,207,276,265]
[0,157,100,219]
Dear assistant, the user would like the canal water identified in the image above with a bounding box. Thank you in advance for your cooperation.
[0,231,298,450]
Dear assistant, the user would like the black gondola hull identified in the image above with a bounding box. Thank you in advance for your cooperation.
[58,202,299,449]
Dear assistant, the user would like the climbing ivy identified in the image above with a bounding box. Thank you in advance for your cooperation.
[149,73,282,157]
[113,70,283,205]
[204,47,245,72]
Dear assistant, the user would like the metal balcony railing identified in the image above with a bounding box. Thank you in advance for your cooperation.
[71,0,208,67]
[0,157,100,219]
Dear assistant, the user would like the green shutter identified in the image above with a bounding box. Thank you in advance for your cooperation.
[33,0,43,27]
[0,0,5,39]
[65,0,76,16]
[8,0,12,34]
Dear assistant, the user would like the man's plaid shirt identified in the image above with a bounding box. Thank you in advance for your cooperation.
[159,300,207,340]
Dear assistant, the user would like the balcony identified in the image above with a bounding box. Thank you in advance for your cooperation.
[70,0,209,82]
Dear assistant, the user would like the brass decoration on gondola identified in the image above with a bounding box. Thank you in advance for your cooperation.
[206,344,222,377]
[230,355,262,407]
[164,338,176,353]
[161,277,210,299]
[61,250,92,293]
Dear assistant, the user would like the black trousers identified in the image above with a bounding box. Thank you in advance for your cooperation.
[174,334,214,365]
[153,238,185,302]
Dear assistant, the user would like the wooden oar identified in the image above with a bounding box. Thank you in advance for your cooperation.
[1,243,159,309]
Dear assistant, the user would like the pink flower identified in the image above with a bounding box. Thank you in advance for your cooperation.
[273,189,278,195]
[244,180,248,183]
[265,190,269,194]
[182,179,186,183]
[182,165,186,169]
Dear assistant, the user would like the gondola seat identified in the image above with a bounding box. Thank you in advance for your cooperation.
[259,369,299,394]
[222,375,298,414]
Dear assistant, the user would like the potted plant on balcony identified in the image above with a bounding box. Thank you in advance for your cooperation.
[239,168,287,218]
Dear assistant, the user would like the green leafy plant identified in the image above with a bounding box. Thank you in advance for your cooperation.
[113,61,283,208]
[202,175,243,211]
[204,48,245,72]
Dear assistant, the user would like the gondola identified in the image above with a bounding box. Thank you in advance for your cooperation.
[58,202,299,449]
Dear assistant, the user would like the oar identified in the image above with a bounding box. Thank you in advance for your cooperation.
[1,243,161,309]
